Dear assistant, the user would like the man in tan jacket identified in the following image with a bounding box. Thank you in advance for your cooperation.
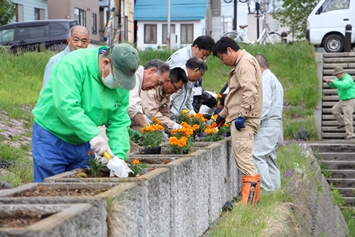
[213,37,263,205]
[140,67,188,133]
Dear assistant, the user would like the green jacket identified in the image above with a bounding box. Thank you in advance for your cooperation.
[33,47,131,160]
[327,73,355,101]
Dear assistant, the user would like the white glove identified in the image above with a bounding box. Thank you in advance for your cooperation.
[188,110,196,116]
[172,123,183,130]
[89,134,113,156]
[107,156,133,178]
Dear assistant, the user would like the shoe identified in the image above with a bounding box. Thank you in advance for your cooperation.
[337,125,345,129]
[222,201,234,211]
[345,134,355,140]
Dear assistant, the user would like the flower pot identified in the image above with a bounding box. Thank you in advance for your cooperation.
[141,146,161,154]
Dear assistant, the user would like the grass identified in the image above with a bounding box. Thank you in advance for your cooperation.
[1,41,353,234]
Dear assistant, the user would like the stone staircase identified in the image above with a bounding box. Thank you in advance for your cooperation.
[311,143,355,206]
[321,52,355,140]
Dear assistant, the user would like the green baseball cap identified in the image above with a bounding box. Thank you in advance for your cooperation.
[111,43,140,90]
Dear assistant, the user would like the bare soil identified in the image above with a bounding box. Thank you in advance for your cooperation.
[13,185,110,197]
[0,216,47,228]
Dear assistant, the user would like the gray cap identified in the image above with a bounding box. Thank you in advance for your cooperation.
[333,66,344,75]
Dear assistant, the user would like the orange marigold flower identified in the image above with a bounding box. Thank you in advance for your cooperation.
[192,124,200,131]
[178,139,187,147]
[132,159,140,165]
[181,121,189,127]
[217,93,222,99]
[169,136,179,145]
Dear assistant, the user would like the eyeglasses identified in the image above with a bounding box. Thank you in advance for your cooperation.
[171,81,178,91]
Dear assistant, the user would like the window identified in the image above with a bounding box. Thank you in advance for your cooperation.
[0,28,15,43]
[13,4,24,22]
[322,0,350,13]
[34,8,45,20]
[180,24,193,44]
[16,26,47,40]
[74,8,86,26]
[144,24,157,44]
[92,13,97,34]
[162,24,175,44]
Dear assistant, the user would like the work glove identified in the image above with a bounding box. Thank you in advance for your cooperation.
[216,115,225,128]
[89,134,113,156]
[214,108,222,115]
[104,152,133,178]
[172,123,183,130]
[234,114,246,131]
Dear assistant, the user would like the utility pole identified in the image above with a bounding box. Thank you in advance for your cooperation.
[167,0,171,50]
[233,0,237,31]
[256,0,260,39]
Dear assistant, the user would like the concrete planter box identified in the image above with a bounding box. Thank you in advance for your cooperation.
[0,182,143,237]
[43,168,171,236]
[0,203,95,237]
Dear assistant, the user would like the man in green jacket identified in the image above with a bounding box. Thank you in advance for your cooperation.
[326,66,355,140]
[32,44,140,182]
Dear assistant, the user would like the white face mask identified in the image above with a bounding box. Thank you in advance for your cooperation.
[102,64,120,89]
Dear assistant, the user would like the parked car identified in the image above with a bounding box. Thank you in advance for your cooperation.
[0,19,78,53]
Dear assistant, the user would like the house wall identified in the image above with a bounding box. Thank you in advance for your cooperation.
[12,0,48,22]
[136,21,205,51]
[47,0,100,43]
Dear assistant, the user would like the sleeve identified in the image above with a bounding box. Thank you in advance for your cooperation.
[260,75,273,120]
[128,76,143,119]
[185,87,194,110]
[141,89,175,131]
[51,60,101,142]
[170,86,186,118]
[106,91,131,160]
[237,60,259,116]
[41,60,56,94]
[333,75,354,89]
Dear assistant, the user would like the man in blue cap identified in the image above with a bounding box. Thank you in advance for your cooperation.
[32,43,140,182]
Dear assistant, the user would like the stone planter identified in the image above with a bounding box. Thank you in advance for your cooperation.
[0,203,95,237]
[0,182,141,237]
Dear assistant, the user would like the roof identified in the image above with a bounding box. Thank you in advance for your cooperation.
[134,0,208,21]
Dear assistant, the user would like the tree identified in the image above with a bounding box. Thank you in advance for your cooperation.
[272,0,320,40]
[0,0,15,26]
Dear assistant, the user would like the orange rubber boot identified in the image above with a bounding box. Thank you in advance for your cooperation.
[238,175,260,205]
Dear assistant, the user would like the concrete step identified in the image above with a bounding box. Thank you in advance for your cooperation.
[322,160,355,170]
[332,187,355,197]
[343,197,355,205]
[325,169,355,179]
[326,178,355,188]
[315,152,355,160]
[311,144,355,152]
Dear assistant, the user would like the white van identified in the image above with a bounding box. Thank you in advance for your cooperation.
[306,0,354,52]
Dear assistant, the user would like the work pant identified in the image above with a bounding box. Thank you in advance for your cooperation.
[231,118,260,176]
[32,122,90,182]
[252,119,281,192]
[331,99,355,136]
